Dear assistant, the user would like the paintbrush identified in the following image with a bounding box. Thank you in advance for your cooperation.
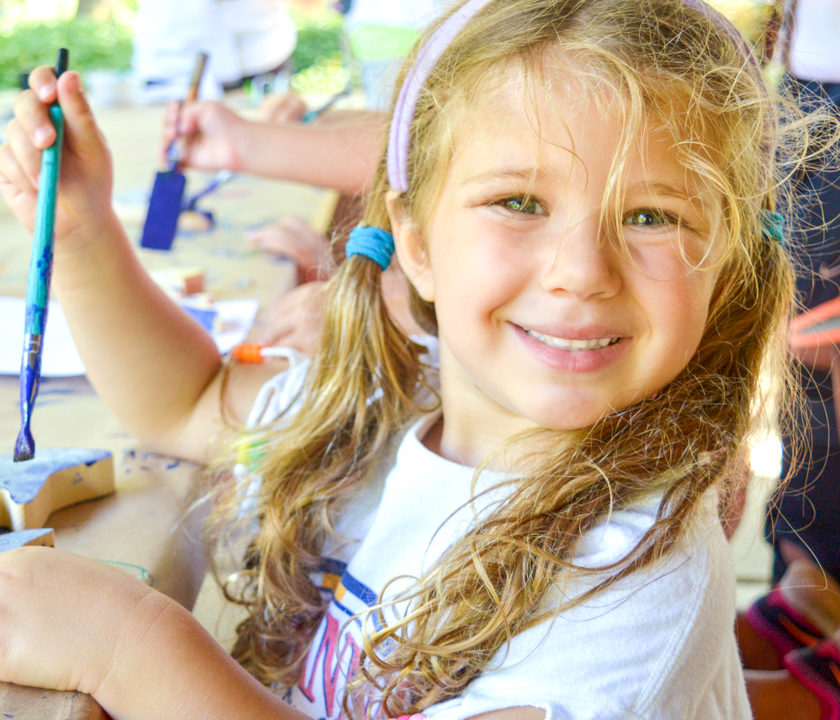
[14,48,69,463]
[139,51,208,250]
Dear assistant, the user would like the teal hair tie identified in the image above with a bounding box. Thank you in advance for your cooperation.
[346,226,395,271]
[760,210,785,244]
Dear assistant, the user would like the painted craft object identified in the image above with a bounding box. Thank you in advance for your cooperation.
[0,528,55,552]
[0,448,114,530]
[14,48,68,462]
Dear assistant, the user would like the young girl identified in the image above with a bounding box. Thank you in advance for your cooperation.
[0,0,809,718]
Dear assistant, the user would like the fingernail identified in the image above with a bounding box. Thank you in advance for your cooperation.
[33,126,52,146]
[65,72,82,93]
[37,82,55,101]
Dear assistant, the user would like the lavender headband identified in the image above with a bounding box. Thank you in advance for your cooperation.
[386,0,758,192]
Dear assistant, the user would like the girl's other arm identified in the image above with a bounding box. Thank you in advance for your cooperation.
[0,67,279,462]
[0,547,310,720]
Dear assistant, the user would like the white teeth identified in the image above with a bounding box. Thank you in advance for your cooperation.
[525,329,618,350]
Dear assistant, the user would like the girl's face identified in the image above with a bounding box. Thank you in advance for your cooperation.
[390,65,722,466]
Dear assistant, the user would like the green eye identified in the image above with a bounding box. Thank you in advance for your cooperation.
[498,196,545,215]
[624,209,675,227]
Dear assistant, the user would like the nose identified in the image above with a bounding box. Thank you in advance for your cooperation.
[540,216,621,299]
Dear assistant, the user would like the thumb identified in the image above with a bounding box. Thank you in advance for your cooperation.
[56,72,105,154]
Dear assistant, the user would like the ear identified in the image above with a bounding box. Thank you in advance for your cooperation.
[386,190,435,302]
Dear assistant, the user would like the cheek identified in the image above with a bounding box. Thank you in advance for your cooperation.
[432,235,524,306]
[655,274,716,353]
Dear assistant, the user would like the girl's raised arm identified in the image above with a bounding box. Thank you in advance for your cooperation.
[0,66,277,462]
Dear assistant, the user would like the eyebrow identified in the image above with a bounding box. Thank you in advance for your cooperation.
[462,170,695,198]
[461,167,545,186]
[627,181,695,202]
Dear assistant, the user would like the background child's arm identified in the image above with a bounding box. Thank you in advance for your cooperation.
[163,99,385,194]
[0,67,280,462]
[0,547,311,720]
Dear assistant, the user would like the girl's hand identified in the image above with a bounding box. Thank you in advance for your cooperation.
[162,99,245,172]
[0,546,161,696]
[0,66,114,245]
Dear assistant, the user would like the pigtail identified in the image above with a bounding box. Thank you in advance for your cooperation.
[229,175,437,686]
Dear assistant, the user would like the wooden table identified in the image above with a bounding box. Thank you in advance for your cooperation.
[0,92,325,717]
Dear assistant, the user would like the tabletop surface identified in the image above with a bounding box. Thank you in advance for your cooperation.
[0,91,321,717]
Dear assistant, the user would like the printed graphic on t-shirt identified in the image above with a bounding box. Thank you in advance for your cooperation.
[285,557,382,720]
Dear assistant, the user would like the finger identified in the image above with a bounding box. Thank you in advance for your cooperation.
[12,89,56,150]
[159,101,181,160]
[163,100,180,132]
[248,226,296,255]
[0,141,38,225]
[27,65,59,104]
[56,72,104,156]
[3,119,42,188]
[177,102,205,137]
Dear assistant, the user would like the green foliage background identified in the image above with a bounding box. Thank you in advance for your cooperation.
[0,18,134,88]
[0,10,345,91]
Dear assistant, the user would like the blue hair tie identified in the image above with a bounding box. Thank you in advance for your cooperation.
[760,209,785,244]
[346,226,395,271]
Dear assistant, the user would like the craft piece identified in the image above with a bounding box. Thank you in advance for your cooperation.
[150,266,206,296]
[0,449,114,531]
[0,527,55,551]
[180,294,218,332]
[0,682,108,720]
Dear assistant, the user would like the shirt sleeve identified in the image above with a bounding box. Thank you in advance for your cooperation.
[246,347,311,428]
[420,494,748,720]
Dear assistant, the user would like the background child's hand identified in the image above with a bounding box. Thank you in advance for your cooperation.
[162,99,245,172]
[0,66,114,246]
[257,91,308,124]
[0,546,159,696]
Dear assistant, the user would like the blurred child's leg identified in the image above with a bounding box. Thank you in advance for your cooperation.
[746,670,822,720]
[741,559,840,719]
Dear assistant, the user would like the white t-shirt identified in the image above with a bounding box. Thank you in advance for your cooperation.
[246,358,751,720]
[133,0,297,91]
[789,0,840,83]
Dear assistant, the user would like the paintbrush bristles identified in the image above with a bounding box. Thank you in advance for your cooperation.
[13,427,34,463]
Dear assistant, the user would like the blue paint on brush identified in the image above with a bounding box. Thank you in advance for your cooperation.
[14,48,68,462]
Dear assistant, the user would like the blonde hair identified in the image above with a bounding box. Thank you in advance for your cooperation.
[205,0,824,715]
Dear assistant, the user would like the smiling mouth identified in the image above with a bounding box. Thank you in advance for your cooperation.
[523,328,621,350]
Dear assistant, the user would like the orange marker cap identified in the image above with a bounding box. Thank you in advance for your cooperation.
[233,342,265,363]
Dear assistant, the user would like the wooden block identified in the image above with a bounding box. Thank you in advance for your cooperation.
[0,449,115,531]
[0,681,107,720]
[0,528,55,551]
[150,266,205,296]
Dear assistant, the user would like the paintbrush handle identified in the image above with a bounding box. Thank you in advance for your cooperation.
[186,51,208,103]
[22,104,65,336]
[19,103,64,418]
[14,49,68,461]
